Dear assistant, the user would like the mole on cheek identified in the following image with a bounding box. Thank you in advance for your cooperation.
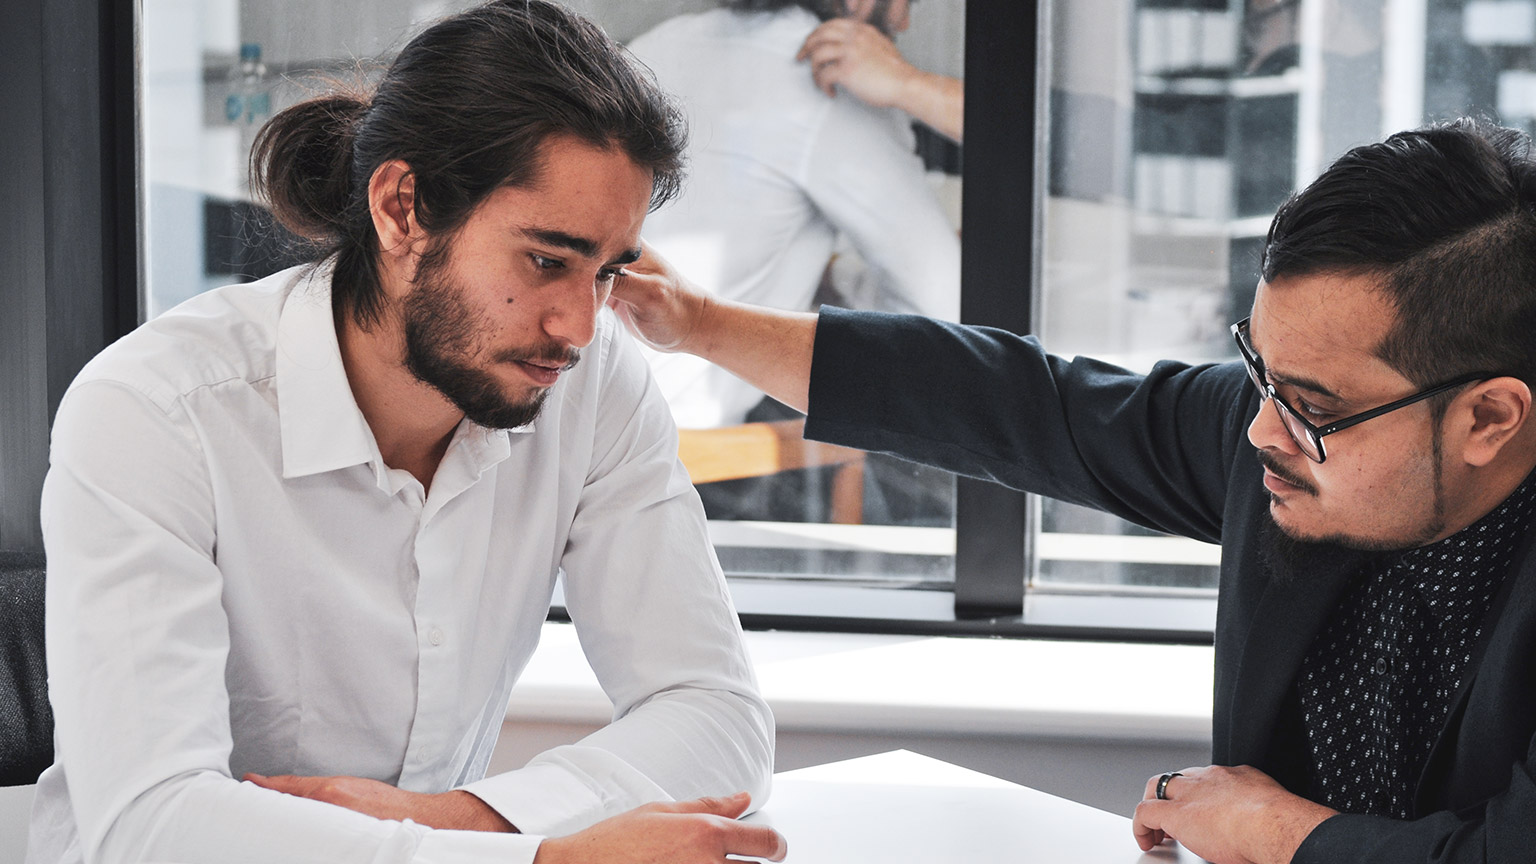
[505,297,514,304]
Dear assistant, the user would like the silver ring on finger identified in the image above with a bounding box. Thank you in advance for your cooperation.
[1156,772,1182,800]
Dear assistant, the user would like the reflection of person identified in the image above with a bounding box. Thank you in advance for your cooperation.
[613,119,1536,863]
[627,0,960,429]
[797,6,963,142]
[28,4,783,864]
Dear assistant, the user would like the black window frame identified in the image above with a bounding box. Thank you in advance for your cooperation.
[1,0,139,557]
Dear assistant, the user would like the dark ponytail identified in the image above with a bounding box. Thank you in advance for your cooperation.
[250,91,368,247]
[249,89,389,326]
[246,0,687,331]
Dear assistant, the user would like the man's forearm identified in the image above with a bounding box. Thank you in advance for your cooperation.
[900,71,963,143]
[685,297,818,415]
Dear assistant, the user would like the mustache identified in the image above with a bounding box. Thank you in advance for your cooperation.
[495,344,581,370]
[1256,449,1318,496]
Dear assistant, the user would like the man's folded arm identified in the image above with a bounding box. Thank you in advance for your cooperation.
[41,381,543,864]
[460,326,773,838]
[1290,728,1536,864]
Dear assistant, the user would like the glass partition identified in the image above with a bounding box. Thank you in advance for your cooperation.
[140,0,965,596]
[1036,0,1536,595]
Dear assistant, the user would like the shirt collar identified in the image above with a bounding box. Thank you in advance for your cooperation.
[1398,468,1536,570]
[275,265,380,480]
[276,265,525,485]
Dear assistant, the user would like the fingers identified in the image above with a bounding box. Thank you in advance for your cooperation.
[719,819,788,862]
[810,60,841,98]
[796,20,853,60]
[1143,766,1203,800]
[244,773,310,795]
[1132,799,1171,852]
[661,790,753,819]
[243,773,349,806]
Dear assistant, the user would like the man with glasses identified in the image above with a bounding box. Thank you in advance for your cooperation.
[609,118,1536,862]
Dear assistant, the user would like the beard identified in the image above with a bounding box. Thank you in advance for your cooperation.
[400,246,580,430]
[1255,429,1448,583]
[1256,508,1383,586]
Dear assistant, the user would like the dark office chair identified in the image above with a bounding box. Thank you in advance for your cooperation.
[0,551,51,786]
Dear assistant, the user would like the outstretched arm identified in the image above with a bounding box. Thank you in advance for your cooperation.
[612,244,817,414]
[797,18,963,142]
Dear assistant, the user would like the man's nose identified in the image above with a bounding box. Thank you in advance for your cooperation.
[1246,396,1302,457]
[542,285,601,349]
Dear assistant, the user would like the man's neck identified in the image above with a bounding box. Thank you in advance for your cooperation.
[335,313,463,492]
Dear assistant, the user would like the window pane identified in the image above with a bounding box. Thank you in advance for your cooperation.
[140,0,964,596]
[1039,0,1536,595]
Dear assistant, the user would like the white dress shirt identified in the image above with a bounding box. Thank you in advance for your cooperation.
[629,7,962,428]
[28,264,773,864]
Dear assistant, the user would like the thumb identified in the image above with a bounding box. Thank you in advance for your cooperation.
[666,791,752,819]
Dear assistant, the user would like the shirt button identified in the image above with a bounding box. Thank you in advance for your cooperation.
[1374,658,1388,676]
[428,627,445,647]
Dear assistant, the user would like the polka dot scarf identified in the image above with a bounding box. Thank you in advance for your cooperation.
[1297,473,1536,818]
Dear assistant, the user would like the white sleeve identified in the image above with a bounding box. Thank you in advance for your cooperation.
[41,381,543,864]
[802,96,962,321]
[459,326,774,838]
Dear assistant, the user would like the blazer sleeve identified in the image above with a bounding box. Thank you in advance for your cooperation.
[804,306,1254,545]
[1293,745,1536,864]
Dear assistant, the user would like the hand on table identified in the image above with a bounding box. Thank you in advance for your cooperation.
[534,792,787,864]
[244,772,514,831]
[1132,765,1336,864]
[248,773,785,863]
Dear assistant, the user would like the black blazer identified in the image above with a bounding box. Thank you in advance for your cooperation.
[804,306,1536,863]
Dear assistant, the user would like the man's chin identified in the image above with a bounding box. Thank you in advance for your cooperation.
[1258,509,1385,585]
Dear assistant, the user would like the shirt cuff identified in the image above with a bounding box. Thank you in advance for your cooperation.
[458,756,667,838]
[412,827,544,864]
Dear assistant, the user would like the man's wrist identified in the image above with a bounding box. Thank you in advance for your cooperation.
[683,292,724,360]
[894,65,931,116]
[444,790,518,832]
[1253,795,1335,863]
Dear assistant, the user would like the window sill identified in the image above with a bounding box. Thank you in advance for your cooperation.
[507,622,1214,743]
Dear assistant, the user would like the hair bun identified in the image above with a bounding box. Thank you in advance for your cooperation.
[249,91,371,245]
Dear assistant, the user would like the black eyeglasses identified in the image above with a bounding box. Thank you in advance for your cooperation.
[1231,318,1491,463]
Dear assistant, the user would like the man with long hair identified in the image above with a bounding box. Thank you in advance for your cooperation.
[30,4,782,863]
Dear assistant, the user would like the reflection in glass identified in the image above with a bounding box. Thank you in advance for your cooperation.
[140,0,965,589]
[1040,0,1536,592]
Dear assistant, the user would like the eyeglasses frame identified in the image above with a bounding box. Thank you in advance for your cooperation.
[1230,317,1494,463]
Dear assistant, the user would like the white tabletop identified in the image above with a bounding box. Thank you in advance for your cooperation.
[745,750,1203,863]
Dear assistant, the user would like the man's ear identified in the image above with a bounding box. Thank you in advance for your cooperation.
[368,159,420,265]
[1458,376,1533,467]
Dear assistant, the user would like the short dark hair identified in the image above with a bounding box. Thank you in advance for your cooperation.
[721,0,843,20]
[251,0,686,329]
[1262,119,1536,392]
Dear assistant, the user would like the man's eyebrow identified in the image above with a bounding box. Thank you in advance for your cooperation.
[1248,325,1345,401]
[521,227,599,258]
[520,228,641,266]
[1269,370,1345,403]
